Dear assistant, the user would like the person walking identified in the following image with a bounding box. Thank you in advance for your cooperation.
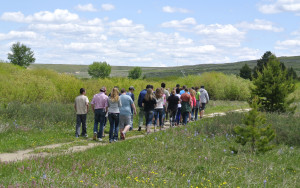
[199,86,209,119]
[167,89,179,127]
[194,87,201,121]
[180,88,192,125]
[175,88,181,126]
[119,88,137,140]
[137,85,153,131]
[190,89,197,121]
[161,83,170,123]
[142,88,157,134]
[91,87,108,142]
[108,88,122,143]
[127,86,135,131]
[74,88,89,138]
[154,88,165,131]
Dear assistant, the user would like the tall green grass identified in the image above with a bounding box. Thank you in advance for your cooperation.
[0,63,252,104]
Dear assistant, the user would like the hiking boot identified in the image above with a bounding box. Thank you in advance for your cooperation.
[93,132,97,140]
[138,127,142,131]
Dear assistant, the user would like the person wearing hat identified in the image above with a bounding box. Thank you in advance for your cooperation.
[127,86,135,130]
[91,86,109,141]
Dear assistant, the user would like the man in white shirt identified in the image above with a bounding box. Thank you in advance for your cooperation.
[74,88,89,138]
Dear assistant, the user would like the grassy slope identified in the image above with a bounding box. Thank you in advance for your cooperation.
[0,112,299,187]
[29,56,300,78]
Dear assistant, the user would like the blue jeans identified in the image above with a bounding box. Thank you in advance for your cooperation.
[76,114,87,136]
[93,109,106,138]
[108,113,119,141]
[176,107,181,124]
[194,107,199,121]
[145,110,154,126]
[168,109,177,126]
[154,108,163,127]
[182,111,189,125]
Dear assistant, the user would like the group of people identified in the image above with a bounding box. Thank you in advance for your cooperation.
[74,83,209,142]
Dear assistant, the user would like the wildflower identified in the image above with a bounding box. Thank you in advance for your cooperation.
[223,182,227,185]
[231,151,234,154]
[205,157,208,160]
[80,180,83,183]
[223,149,226,152]
[290,147,294,150]
[203,139,206,142]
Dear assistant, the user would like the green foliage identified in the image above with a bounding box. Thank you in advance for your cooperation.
[128,67,142,79]
[234,98,276,153]
[88,61,111,78]
[7,42,35,68]
[239,64,252,80]
[0,63,253,103]
[252,55,296,112]
[287,67,298,80]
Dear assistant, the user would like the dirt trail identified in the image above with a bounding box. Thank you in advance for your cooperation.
[0,109,250,163]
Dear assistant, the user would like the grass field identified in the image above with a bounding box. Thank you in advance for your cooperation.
[29,55,300,78]
[0,100,248,153]
[0,111,299,187]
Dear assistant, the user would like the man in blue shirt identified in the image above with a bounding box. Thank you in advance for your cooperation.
[120,88,136,140]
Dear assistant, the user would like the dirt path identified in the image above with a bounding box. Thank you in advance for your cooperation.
[0,108,250,163]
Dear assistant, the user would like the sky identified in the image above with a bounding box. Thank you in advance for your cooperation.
[0,0,300,67]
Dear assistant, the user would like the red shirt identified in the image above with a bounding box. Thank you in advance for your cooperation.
[180,93,191,103]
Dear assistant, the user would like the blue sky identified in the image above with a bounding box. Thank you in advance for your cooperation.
[1,0,300,67]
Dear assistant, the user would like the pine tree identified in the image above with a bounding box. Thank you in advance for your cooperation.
[234,97,275,153]
[252,55,295,112]
[239,64,252,80]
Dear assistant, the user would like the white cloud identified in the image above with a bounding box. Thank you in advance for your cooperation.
[1,9,79,23]
[161,18,196,28]
[0,10,260,66]
[75,4,97,12]
[259,0,300,14]
[162,6,190,13]
[101,4,115,11]
[236,19,284,32]
[0,31,39,41]
[130,57,153,62]
[1,11,25,22]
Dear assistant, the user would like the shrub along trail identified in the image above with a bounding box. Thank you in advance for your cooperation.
[0,109,250,163]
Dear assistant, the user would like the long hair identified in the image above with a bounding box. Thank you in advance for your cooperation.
[110,88,119,102]
[155,88,163,99]
[190,89,196,97]
[144,88,153,101]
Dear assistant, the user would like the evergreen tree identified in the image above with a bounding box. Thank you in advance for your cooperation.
[253,51,286,78]
[234,97,275,153]
[252,55,295,112]
[287,67,298,80]
[239,64,252,80]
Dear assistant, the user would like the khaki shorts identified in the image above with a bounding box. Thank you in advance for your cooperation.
[119,115,131,129]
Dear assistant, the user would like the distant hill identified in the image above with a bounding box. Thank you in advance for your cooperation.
[29,56,300,78]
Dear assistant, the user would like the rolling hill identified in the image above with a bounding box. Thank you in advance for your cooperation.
[29,56,300,78]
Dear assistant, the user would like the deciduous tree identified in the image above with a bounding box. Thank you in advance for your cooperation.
[7,42,35,68]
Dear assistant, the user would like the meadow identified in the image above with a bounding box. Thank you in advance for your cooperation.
[0,62,299,187]
[0,112,299,187]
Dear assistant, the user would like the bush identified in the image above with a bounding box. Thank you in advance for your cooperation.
[88,62,111,78]
[128,67,142,79]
